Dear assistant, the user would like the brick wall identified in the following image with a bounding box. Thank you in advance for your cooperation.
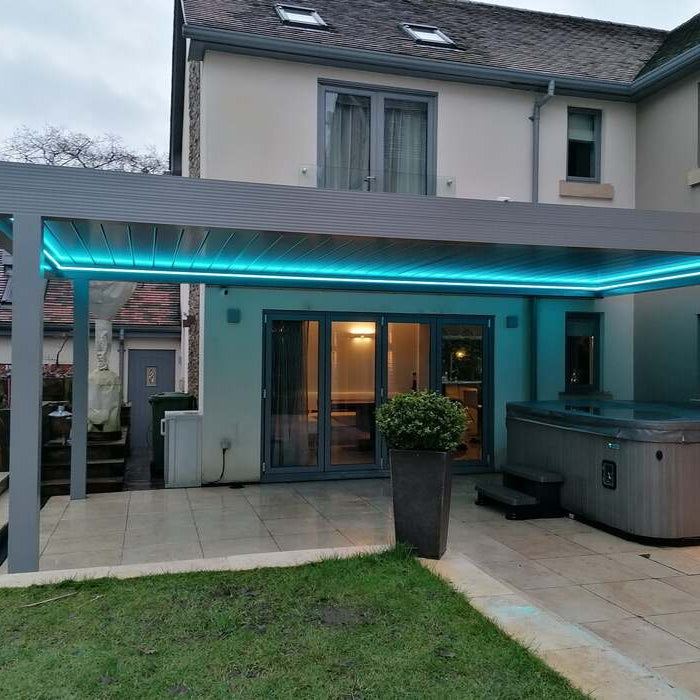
[187,61,202,398]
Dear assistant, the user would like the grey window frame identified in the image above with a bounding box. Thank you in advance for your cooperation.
[565,312,601,394]
[317,81,438,195]
[566,107,602,183]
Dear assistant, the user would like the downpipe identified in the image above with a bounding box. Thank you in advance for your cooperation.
[530,79,556,203]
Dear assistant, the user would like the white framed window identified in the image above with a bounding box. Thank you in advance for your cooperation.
[400,23,454,47]
[275,4,327,29]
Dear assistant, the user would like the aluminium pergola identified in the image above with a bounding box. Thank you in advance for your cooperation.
[1,160,700,573]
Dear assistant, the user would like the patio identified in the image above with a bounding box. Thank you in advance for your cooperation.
[3,474,700,696]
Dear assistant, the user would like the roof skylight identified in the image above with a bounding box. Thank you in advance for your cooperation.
[275,4,327,29]
[400,23,454,47]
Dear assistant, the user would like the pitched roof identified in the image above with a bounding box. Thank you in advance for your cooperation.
[0,259,181,330]
[182,0,670,83]
[638,11,700,77]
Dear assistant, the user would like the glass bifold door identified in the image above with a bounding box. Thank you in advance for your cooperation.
[262,313,492,479]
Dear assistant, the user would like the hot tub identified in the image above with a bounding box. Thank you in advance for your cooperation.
[506,400,700,541]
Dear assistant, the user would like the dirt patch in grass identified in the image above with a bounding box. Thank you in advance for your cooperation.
[315,605,371,626]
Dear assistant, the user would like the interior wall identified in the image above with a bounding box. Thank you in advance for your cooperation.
[331,321,376,397]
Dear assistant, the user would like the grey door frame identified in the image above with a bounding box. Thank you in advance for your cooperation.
[261,310,494,482]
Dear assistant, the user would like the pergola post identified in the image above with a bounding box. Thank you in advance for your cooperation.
[70,278,89,501]
[7,213,44,573]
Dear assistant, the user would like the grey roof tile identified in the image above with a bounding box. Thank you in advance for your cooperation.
[638,11,700,77]
[182,0,669,83]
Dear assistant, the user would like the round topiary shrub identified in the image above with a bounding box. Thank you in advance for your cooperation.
[375,390,467,452]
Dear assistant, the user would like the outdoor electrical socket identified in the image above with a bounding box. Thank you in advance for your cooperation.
[220,438,232,450]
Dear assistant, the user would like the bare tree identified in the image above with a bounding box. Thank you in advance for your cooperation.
[1,125,167,174]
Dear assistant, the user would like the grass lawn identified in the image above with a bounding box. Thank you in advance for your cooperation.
[0,549,584,699]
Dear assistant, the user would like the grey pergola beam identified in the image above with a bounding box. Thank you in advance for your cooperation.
[70,278,89,501]
[7,214,44,573]
[1,161,700,254]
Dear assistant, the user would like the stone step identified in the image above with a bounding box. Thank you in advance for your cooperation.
[502,463,564,484]
[43,458,126,481]
[41,477,124,497]
[43,431,128,464]
[475,483,539,507]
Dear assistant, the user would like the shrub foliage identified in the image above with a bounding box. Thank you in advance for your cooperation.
[376,391,466,451]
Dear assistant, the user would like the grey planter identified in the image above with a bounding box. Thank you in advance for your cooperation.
[390,449,452,559]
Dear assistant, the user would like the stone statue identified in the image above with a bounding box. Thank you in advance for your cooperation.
[88,319,121,432]
[87,282,136,434]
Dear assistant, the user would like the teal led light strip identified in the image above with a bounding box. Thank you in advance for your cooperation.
[599,268,700,292]
[42,249,700,295]
[42,250,596,293]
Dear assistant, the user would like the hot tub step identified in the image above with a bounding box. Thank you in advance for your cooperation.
[475,482,564,520]
[502,463,563,484]
[475,484,541,521]
[502,463,564,511]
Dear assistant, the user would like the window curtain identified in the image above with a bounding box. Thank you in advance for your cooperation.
[324,92,371,191]
[270,321,316,467]
[384,99,428,194]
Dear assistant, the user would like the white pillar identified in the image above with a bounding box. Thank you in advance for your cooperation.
[7,214,44,573]
[70,278,89,500]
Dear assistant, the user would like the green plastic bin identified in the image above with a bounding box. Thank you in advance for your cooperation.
[149,392,196,474]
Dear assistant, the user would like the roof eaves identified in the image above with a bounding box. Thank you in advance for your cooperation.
[184,24,635,99]
[632,43,700,99]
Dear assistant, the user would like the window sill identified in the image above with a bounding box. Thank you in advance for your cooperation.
[558,180,614,200]
[687,169,700,187]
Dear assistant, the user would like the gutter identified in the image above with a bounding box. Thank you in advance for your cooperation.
[530,80,555,204]
[170,24,700,166]
[182,25,636,100]
[631,44,700,99]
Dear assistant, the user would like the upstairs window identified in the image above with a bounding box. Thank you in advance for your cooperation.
[567,108,601,181]
[400,23,454,47]
[565,313,601,394]
[319,84,436,195]
[275,4,326,29]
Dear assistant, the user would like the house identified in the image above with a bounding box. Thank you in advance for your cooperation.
[0,251,183,454]
[169,0,700,482]
[2,0,700,572]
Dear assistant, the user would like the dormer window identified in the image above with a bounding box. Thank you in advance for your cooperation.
[400,23,454,47]
[275,4,327,29]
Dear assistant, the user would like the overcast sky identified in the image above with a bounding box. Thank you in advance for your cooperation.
[1,1,699,155]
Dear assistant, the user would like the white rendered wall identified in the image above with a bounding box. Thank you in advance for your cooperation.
[198,285,634,483]
[199,52,637,207]
[636,70,700,214]
[0,334,182,402]
[633,71,700,402]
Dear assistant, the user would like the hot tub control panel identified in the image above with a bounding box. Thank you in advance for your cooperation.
[602,460,617,490]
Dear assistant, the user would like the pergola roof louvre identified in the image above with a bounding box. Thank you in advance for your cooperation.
[2,161,700,298]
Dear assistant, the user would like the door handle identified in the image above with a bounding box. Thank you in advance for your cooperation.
[160,418,166,436]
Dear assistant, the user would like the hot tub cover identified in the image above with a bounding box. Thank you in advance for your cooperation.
[507,400,700,443]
